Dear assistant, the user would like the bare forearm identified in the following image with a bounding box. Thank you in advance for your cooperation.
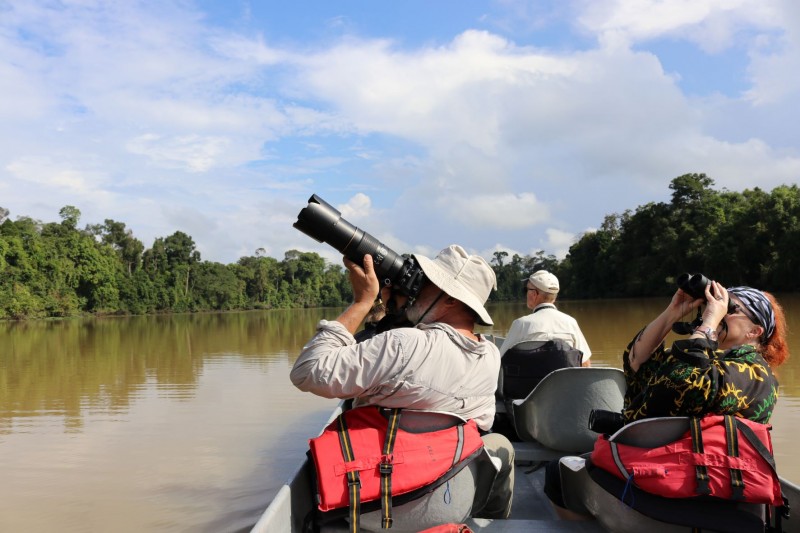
[629,309,677,372]
[336,300,374,335]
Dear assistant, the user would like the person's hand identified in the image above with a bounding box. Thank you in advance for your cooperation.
[343,254,380,306]
[701,280,728,326]
[667,288,703,320]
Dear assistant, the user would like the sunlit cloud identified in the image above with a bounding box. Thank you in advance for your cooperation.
[1,0,799,264]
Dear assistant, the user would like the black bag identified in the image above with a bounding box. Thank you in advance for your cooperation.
[501,339,582,399]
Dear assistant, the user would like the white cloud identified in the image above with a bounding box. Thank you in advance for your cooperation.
[576,0,779,51]
[282,25,800,223]
[292,30,577,156]
[544,228,577,259]
[744,1,800,105]
[6,156,98,192]
[1,0,799,265]
[575,0,800,108]
[126,134,232,172]
[444,192,550,229]
[338,193,373,219]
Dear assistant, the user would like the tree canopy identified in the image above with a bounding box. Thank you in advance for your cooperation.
[1,175,798,319]
[554,174,800,298]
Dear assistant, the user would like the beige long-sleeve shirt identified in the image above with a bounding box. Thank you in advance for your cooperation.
[499,304,592,363]
[290,320,500,431]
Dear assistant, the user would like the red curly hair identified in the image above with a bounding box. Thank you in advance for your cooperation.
[761,291,789,367]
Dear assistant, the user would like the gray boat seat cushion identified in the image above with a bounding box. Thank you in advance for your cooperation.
[511,367,626,453]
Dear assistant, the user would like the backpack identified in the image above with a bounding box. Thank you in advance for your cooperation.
[500,339,582,400]
[306,406,484,532]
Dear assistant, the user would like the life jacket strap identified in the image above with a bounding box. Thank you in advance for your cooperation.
[723,415,745,500]
[337,412,361,533]
[689,417,711,496]
[380,409,401,529]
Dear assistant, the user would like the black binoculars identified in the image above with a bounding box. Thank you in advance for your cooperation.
[676,272,712,300]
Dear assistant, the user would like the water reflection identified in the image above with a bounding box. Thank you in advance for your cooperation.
[0,309,330,428]
[0,309,339,533]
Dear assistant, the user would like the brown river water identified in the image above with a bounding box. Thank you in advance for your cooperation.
[2,295,800,532]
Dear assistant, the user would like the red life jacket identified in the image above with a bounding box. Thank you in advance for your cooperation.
[308,406,484,531]
[590,414,783,506]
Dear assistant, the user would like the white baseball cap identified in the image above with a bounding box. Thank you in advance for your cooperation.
[527,270,559,294]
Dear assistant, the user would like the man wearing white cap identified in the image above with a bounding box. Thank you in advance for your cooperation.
[499,270,592,365]
[291,244,514,519]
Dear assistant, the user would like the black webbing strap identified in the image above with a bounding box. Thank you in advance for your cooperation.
[337,412,361,533]
[723,415,746,500]
[734,418,779,474]
[689,417,712,496]
[380,409,401,529]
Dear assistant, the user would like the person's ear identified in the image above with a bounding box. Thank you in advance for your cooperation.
[748,325,765,341]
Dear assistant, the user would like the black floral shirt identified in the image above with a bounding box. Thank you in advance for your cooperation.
[623,330,779,424]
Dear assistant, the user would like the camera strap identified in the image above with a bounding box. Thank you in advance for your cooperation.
[411,290,447,326]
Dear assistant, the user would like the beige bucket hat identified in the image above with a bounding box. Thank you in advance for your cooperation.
[413,245,497,326]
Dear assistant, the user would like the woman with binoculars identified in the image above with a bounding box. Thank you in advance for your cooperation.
[544,279,790,519]
[625,278,790,424]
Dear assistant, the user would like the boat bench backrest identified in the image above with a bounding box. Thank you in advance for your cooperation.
[511,367,626,453]
[609,416,691,447]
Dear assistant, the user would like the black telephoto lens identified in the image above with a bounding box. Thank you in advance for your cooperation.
[293,195,428,299]
[293,195,407,282]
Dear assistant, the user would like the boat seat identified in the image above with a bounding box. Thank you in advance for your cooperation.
[499,339,583,401]
[510,367,626,461]
[559,417,773,533]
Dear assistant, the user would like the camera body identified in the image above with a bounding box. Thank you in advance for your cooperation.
[293,194,427,299]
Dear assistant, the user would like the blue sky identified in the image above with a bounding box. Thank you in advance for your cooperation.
[2,1,799,265]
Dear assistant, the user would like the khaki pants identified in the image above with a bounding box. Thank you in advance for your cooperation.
[474,432,515,519]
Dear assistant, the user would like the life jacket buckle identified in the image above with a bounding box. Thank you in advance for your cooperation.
[378,455,394,474]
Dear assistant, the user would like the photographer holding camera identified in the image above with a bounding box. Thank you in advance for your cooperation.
[624,277,789,424]
[290,245,515,519]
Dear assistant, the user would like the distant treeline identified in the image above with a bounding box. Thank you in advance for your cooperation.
[1,174,798,319]
[499,173,800,300]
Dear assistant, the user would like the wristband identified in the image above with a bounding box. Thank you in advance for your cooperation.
[694,325,718,342]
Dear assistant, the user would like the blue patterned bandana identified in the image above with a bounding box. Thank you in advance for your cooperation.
[727,287,775,342]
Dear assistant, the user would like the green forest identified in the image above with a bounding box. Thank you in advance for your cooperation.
[1,174,798,320]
